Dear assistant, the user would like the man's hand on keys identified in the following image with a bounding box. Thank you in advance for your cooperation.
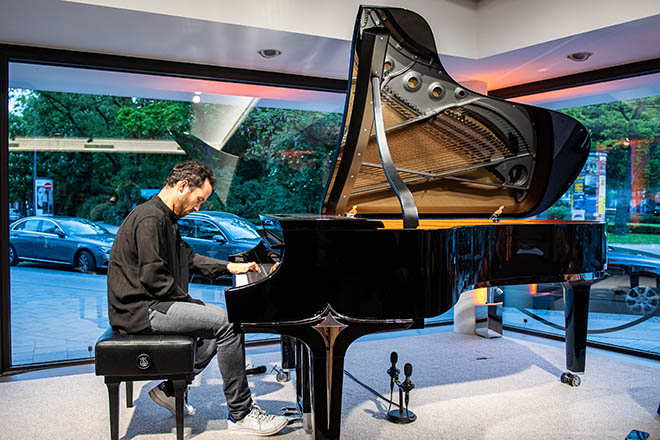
[227,262,260,274]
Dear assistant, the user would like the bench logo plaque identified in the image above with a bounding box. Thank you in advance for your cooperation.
[136,353,151,370]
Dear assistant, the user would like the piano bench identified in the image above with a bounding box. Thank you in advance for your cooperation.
[95,328,196,440]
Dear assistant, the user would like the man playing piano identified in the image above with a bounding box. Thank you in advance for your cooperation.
[107,161,288,436]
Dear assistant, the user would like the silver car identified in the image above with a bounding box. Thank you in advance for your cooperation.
[9,216,114,273]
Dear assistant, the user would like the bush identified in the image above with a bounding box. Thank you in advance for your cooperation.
[544,203,572,220]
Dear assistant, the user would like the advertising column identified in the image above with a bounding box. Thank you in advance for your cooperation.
[581,152,608,221]
[595,151,607,222]
[35,178,54,216]
[571,170,585,220]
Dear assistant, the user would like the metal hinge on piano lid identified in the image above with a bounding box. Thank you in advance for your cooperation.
[320,6,591,223]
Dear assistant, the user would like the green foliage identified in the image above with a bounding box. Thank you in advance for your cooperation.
[543,201,572,220]
[607,232,660,244]
[220,108,342,221]
[8,90,190,222]
[559,97,660,192]
[8,88,343,224]
[117,99,191,138]
[544,96,660,221]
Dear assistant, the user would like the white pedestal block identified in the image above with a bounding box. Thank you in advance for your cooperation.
[453,290,478,334]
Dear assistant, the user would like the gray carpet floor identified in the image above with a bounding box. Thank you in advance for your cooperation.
[1,328,659,440]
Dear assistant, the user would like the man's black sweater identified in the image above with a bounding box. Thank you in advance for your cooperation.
[107,196,228,333]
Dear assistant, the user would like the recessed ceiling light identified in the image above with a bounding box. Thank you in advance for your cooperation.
[258,48,282,59]
[567,51,593,62]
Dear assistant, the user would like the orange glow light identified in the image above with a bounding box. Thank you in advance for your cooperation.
[474,287,488,305]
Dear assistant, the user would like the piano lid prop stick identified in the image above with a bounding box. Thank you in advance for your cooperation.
[345,205,359,217]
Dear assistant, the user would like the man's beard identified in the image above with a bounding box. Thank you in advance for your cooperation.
[172,198,191,218]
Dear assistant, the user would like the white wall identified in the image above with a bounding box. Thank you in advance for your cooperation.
[477,0,660,57]
[61,0,660,58]
[1,0,658,78]
[61,0,480,56]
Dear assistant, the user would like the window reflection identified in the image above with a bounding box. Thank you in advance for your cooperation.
[7,62,344,365]
[504,91,660,355]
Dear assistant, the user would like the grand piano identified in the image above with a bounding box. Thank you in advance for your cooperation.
[225,6,606,440]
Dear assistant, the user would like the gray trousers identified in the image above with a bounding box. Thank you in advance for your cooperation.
[148,301,253,419]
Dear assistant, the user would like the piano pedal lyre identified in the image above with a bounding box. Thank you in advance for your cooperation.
[279,406,312,432]
[280,405,308,428]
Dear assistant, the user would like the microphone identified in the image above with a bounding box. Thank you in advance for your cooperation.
[401,363,414,416]
[246,365,267,375]
[400,363,414,392]
[387,352,399,393]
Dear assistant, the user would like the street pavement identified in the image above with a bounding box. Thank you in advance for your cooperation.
[612,243,660,257]
[9,264,272,365]
[8,264,660,366]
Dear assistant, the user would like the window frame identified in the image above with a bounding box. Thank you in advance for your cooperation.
[0,43,347,374]
[3,45,659,373]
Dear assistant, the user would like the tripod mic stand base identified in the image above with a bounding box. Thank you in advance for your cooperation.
[387,409,417,424]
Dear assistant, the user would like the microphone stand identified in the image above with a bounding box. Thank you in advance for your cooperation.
[387,362,417,424]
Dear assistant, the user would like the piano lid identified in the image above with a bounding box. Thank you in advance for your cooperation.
[321,6,591,226]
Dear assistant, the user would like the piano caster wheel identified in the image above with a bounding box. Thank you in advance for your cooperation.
[560,372,581,387]
[276,370,290,382]
[270,366,290,382]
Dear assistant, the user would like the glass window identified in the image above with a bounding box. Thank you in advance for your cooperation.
[196,220,222,240]
[11,220,26,231]
[223,217,261,240]
[7,61,345,365]
[21,219,41,232]
[58,219,108,235]
[501,73,660,356]
[40,220,61,235]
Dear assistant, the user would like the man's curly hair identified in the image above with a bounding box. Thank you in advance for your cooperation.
[164,161,215,190]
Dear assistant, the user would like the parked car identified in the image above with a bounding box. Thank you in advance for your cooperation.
[9,216,115,273]
[503,246,660,316]
[178,211,270,262]
[9,208,22,224]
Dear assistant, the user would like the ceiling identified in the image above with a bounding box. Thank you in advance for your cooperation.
[1,0,659,107]
[443,13,660,90]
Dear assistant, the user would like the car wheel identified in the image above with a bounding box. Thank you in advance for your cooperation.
[9,244,18,266]
[622,286,660,315]
[76,250,96,273]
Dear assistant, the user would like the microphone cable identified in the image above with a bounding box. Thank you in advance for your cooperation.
[343,369,400,410]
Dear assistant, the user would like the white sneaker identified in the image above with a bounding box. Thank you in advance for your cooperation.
[148,381,195,417]
[228,404,288,436]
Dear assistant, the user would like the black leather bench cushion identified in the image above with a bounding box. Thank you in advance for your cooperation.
[95,328,195,377]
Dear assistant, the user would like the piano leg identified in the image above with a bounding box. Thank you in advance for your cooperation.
[303,321,412,440]
[243,305,413,440]
[281,335,296,371]
[296,340,312,433]
[562,280,591,385]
